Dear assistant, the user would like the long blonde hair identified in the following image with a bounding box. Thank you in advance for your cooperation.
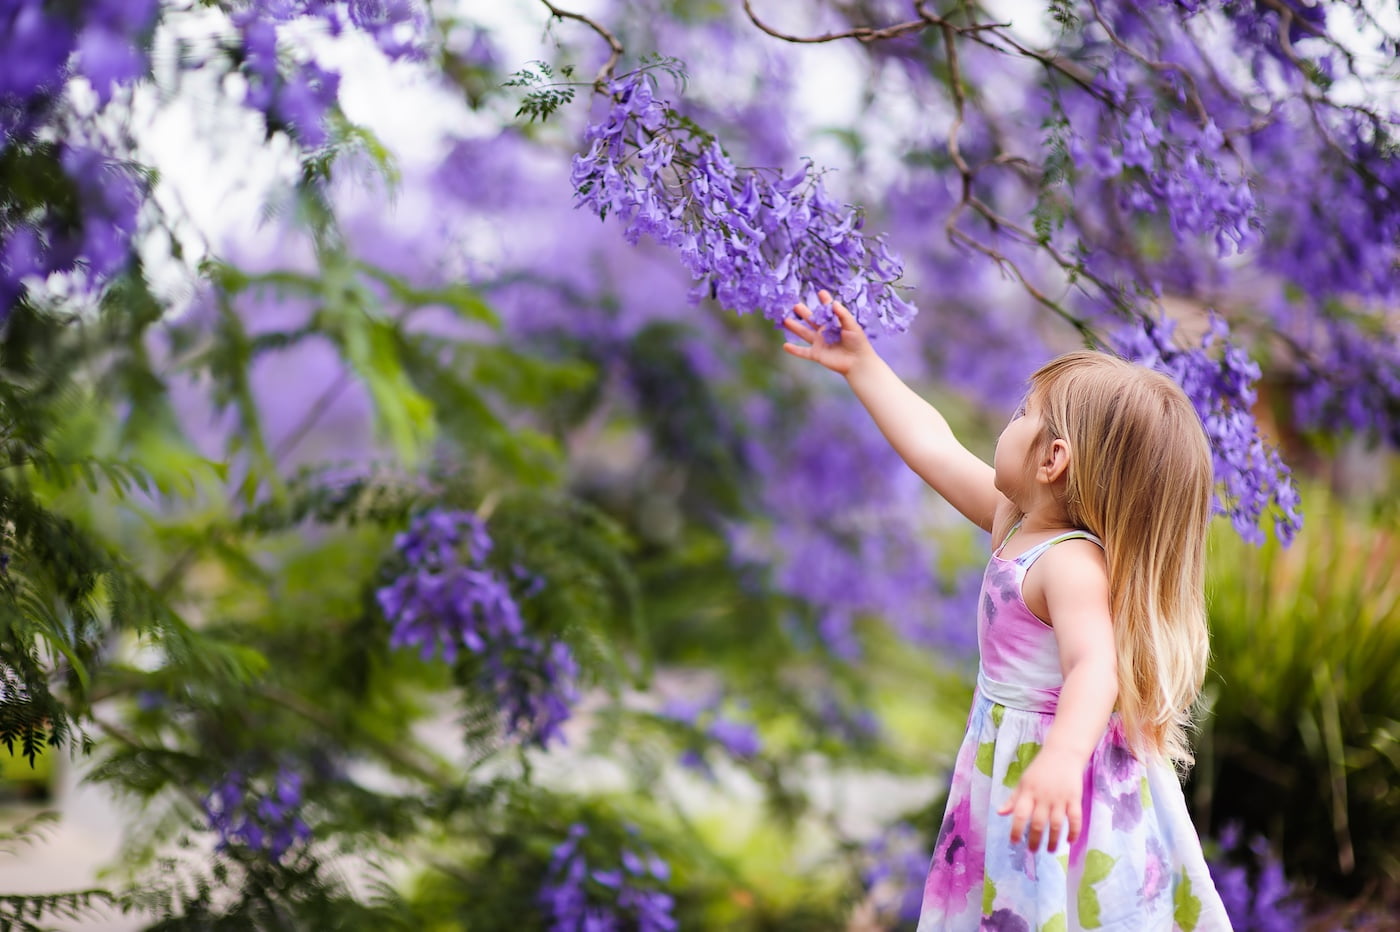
[1025,351,1213,766]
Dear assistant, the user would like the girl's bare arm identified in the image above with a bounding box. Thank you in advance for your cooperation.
[782,291,1006,532]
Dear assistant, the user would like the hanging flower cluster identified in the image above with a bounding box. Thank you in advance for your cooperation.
[538,823,677,932]
[375,510,578,748]
[1112,316,1301,544]
[571,70,917,339]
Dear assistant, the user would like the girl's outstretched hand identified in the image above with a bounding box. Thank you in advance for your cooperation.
[781,290,875,376]
[997,746,1085,853]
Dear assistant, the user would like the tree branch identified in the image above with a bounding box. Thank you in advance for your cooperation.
[539,0,624,87]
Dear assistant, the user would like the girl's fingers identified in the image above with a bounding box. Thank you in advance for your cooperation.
[782,315,819,344]
[831,299,860,330]
[780,342,813,361]
[1002,793,1031,844]
[1067,804,1083,844]
[1046,804,1065,853]
[816,289,860,330]
[1026,802,1050,850]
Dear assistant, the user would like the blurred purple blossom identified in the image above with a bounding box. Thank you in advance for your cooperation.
[1292,317,1400,447]
[348,0,429,61]
[863,822,929,924]
[1207,823,1305,931]
[539,823,677,932]
[734,394,981,659]
[658,694,762,768]
[376,509,578,748]
[707,718,761,759]
[202,766,312,865]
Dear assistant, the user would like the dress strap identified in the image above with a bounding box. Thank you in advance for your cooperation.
[993,519,1023,557]
[1012,528,1104,568]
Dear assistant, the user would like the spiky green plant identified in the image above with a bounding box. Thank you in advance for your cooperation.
[1192,487,1400,897]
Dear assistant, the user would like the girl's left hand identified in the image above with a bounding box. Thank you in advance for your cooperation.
[997,746,1085,852]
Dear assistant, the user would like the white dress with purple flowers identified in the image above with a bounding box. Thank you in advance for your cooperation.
[917,528,1231,932]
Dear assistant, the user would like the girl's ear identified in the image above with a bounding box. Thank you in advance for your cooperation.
[1039,438,1071,484]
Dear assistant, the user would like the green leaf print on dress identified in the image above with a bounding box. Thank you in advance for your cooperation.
[1076,849,1116,928]
[1173,871,1202,931]
[1003,742,1041,788]
[1041,914,1066,932]
[976,741,996,776]
[982,877,996,916]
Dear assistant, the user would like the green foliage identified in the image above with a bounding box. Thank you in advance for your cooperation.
[1192,488,1400,896]
[0,889,116,932]
[505,61,579,122]
[1032,104,1074,247]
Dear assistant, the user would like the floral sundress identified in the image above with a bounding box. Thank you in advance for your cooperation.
[917,528,1231,931]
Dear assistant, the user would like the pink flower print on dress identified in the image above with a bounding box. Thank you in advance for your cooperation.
[1139,837,1170,906]
[923,788,986,914]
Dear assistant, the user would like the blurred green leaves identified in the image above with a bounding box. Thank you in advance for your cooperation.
[1194,487,1400,894]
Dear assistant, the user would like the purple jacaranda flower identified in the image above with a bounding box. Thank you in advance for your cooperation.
[1112,315,1300,544]
[539,823,677,932]
[570,70,917,339]
[0,2,76,105]
[201,766,312,865]
[348,0,428,61]
[378,509,578,748]
[1206,823,1305,931]
[74,25,146,105]
[707,718,761,758]
[864,822,929,923]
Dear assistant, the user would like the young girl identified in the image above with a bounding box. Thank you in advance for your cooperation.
[783,292,1231,931]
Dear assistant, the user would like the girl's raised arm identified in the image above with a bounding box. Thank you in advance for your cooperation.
[782,292,1006,532]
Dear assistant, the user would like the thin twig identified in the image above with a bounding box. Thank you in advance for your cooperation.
[743,0,935,44]
[539,0,624,87]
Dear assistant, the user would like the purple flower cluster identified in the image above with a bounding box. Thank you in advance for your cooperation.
[1113,316,1301,545]
[347,0,429,62]
[1,0,435,318]
[1065,2,1400,444]
[375,510,579,748]
[227,0,428,147]
[571,71,917,338]
[1292,319,1400,446]
[0,0,156,138]
[1078,75,1259,259]
[1207,824,1305,931]
[539,823,677,932]
[201,767,312,864]
[231,5,344,150]
[658,694,762,776]
[1,0,155,318]
[733,394,980,660]
[863,822,929,924]
[0,144,145,316]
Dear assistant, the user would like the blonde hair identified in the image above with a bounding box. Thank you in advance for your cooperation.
[1025,351,1213,766]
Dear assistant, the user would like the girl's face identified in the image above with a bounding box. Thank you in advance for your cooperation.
[993,393,1042,503]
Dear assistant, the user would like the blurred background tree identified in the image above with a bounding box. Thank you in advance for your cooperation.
[0,0,1396,929]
